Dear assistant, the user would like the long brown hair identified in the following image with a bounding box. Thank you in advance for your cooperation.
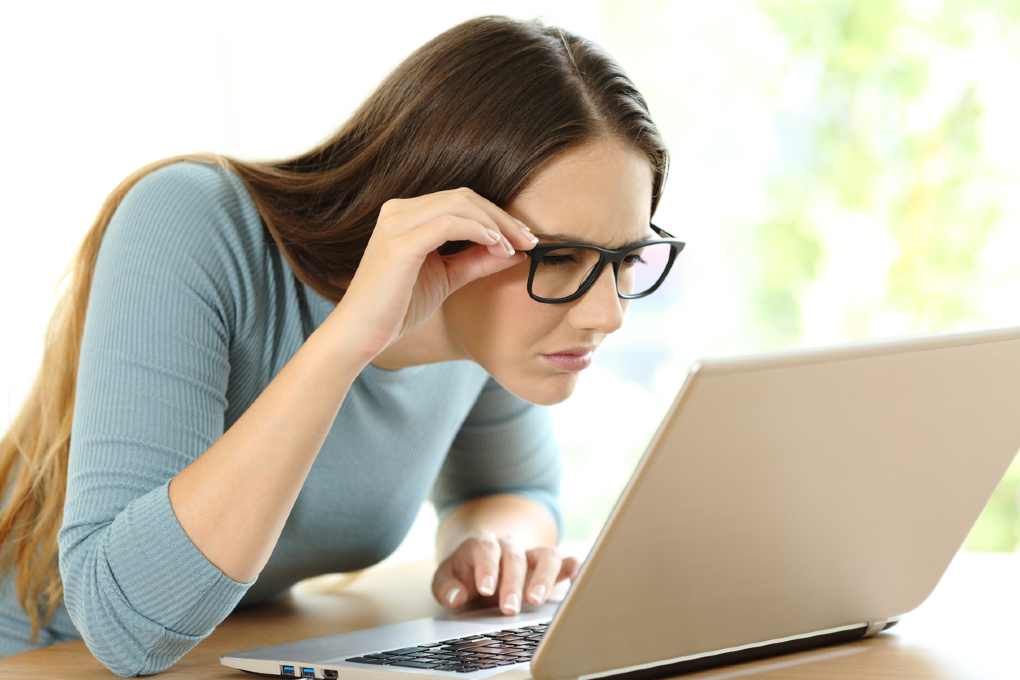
[0,14,669,640]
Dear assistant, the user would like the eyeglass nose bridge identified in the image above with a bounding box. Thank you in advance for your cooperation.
[574,250,628,300]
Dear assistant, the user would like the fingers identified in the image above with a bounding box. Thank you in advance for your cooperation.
[432,553,475,610]
[495,535,528,615]
[455,190,539,251]
[523,546,562,606]
[431,533,583,615]
[470,531,503,600]
[440,554,487,607]
[437,575,468,609]
[391,187,539,257]
[558,555,582,585]
[435,187,539,251]
[404,214,514,262]
[444,247,528,295]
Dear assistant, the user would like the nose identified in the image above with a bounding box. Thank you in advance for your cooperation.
[567,262,626,334]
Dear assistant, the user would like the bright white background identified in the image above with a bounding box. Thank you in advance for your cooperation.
[2,1,1019,579]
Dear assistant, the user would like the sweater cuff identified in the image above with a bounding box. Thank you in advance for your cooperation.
[106,480,255,637]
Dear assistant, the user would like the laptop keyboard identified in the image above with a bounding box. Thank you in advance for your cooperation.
[344,622,549,673]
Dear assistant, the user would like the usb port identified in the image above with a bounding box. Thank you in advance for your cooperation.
[324,671,338,679]
[280,666,296,677]
[301,668,316,679]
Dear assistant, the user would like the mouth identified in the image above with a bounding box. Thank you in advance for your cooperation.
[546,346,597,356]
[540,350,593,371]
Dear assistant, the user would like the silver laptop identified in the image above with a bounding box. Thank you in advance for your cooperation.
[221,324,1020,679]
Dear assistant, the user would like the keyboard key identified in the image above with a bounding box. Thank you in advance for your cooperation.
[451,643,494,652]
[354,626,547,671]
[386,659,442,669]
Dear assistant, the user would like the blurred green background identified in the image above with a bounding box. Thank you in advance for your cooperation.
[553,0,1020,553]
[757,0,1020,551]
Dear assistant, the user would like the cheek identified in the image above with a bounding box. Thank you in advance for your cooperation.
[480,269,543,347]
[452,264,555,357]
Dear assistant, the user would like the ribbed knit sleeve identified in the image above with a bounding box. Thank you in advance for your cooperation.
[57,163,255,677]
[429,375,564,542]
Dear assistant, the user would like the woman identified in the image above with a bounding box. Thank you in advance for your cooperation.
[0,14,676,676]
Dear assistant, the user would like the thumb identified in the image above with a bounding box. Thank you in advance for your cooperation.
[432,555,472,609]
[437,576,470,609]
[446,249,528,294]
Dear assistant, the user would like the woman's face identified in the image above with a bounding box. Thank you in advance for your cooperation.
[443,136,655,405]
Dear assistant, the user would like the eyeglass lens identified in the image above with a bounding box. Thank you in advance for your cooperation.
[531,243,673,301]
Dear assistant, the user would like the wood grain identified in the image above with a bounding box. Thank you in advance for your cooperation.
[0,550,1015,679]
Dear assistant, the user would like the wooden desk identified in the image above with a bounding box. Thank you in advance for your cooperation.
[1,549,1016,679]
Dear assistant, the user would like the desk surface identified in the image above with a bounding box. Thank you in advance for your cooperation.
[2,549,1016,679]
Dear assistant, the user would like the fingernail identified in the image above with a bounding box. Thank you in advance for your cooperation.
[485,228,501,243]
[480,576,495,595]
[500,236,515,256]
[516,220,538,242]
[504,593,519,614]
[446,586,462,607]
[528,584,546,603]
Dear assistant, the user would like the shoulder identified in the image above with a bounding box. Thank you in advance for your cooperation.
[115,159,265,250]
[100,159,269,335]
[129,158,231,199]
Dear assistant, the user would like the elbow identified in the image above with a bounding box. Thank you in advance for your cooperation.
[58,526,198,677]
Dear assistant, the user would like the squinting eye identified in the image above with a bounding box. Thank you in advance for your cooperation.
[623,254,646,265]
[540,255,577,266]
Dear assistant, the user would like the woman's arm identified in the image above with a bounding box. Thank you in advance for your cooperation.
[57,164,371,677]
[429,374,565,559]
[169,305,367,583]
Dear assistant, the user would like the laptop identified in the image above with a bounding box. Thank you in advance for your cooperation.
[221,324,1020,679]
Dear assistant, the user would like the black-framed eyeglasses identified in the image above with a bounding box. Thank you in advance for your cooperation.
[521,222,685,304]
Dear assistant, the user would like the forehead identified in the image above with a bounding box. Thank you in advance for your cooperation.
[508,138,654,249]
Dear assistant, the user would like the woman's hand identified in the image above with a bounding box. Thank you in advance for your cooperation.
[334,187,539,364]
[431,530,582,615]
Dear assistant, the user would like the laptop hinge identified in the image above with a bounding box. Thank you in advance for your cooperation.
[862,619,888,637]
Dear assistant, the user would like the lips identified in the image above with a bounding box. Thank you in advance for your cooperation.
[547,346,596,356]
[541,351,593,371]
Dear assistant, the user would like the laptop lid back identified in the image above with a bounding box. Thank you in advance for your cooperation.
[532,325,1020,680]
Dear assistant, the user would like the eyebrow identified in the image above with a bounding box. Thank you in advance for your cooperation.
[528,229,657,250]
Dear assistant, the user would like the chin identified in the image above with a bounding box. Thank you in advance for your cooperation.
[492,369,578,406]
[527,389,574,406]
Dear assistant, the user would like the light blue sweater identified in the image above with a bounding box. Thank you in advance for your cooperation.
[0,161,563,676]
